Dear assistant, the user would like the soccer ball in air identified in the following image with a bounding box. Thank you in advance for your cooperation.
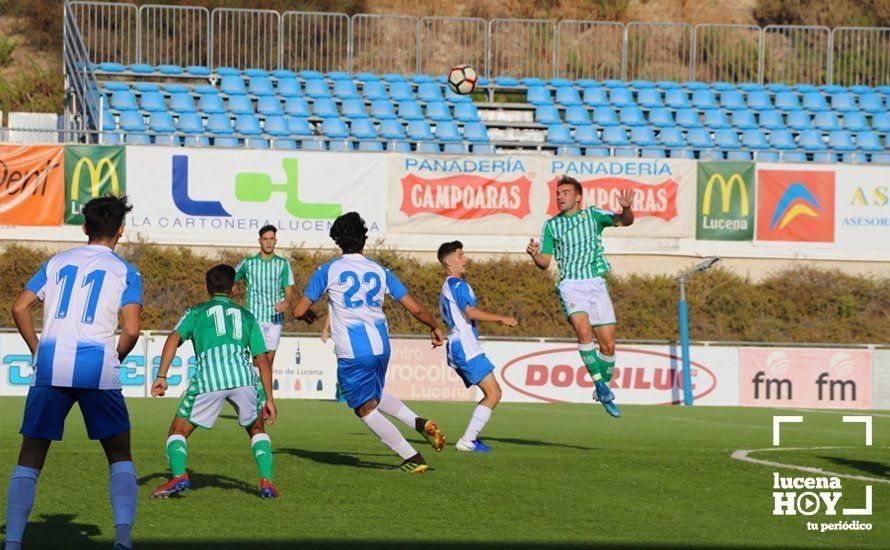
[448,64,478,95]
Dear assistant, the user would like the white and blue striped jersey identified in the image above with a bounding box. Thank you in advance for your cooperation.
[304,254,407,359]
[25,245,142,389]
[439,276,484,362]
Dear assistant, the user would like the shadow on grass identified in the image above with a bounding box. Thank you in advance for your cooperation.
[819,455,890,478]
[482,436,597,451]
[137,471,258,496]
[276,447,394,470]
[2,513,101,547]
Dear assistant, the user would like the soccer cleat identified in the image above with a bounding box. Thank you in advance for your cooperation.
[150,474,190,499]
[456,439,492,452]
[259,477,279,499]
[418,419,446,452]
[594,381,621,418]
[398,455,428,474]
[472,439,492,452]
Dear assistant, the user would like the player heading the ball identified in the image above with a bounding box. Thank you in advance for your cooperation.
[527,175,635,418]
[292,212,446,473]
[7,196,142,550]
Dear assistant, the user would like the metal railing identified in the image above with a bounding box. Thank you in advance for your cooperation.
[67,2,890,87]
[63,0,102,141]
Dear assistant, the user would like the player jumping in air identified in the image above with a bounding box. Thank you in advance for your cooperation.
[526,176,635,418]
[437,241,517,452]
[292,212,446,473]
[7,196,141,550]
[150,264,279,499]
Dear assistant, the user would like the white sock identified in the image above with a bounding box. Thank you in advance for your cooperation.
[597,350,615,364]
[360,409,417,460]
[377,392,419,428]
[461,404,493,443]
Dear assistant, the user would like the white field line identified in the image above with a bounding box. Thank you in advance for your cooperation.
[730,446,890,485]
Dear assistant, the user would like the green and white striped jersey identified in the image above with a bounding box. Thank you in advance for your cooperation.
[174,295,267,393]
[235,254,294,324]
[540,206,617,280]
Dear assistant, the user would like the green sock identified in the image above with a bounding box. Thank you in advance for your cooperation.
[166,435,188,477]
[579,345,602,381]
[251,434,274,481]
[598,351,616,383]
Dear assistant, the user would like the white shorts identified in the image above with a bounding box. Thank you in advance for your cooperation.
[557,277,617,326]
[177,385,261,429]
[259,322,282,351]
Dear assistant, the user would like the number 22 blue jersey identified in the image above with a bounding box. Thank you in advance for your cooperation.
[304,254,407,359]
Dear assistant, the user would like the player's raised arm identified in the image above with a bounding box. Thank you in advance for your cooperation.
[465,305,518,327]
[527,229,553,271]
[291,295,319,324]
[151,331,182,397]
[11,290,41,356]
[613,189,636,227]
[398,294,444,347]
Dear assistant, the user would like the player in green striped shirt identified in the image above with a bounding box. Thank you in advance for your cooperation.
[149,264,280,499]
[527,175,635,417]
[235,225,295,368]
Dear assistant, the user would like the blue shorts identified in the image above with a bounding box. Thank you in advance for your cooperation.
[20,386,130,441]
[447,341,495,388]
[337,353,389,410]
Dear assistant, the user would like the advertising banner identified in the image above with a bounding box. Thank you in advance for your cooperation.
[386,338,478,401]
[739,347,872,409]
[0,145,64,226]
[756,166,836,243]
[696,161,755,240]
[125,147,387,246]
[834,164,890,250]
[64,145,126,224]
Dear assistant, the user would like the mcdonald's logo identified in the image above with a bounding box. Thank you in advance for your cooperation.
[70,156,120,200]
[702,173,748,216]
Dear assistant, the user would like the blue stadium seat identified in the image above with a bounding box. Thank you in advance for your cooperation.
[675,108,701,129]
[257,97,283,116]
[691,89,718,110]
[609,88,634,108]
[407,120,434,141]
[383,73,407,83]
[249,76,275,97]
[556,87,582,106]
[786,111,812,131]
[656,80,681,90]
[264,116,291,137]
[781,151,806,162]
[244,68,269,78]
[714,129,741,150]
[216,67,240,76]
[362,81,388,100]
[855,131,883,152]
[349,118,376,140]
[754,150,779,162]
[745,90,771,111]
[398,101,425,121]
[177,113,205,135]
[725,150,751,160]
[593,106,619,126]
[327,71,351,81]
[305,80,332,99]
[872,113,890,133]
[768,129,796,151]
[699,149,724,160]
[410,74,435,84]
[333,80,360,100]
[415,141,439,153]
[149,112,176,136]
[284,97,312,118]
[631,126,658,146]
[125,133,151,145]
[98,62,126,73]
[858,93,885,114]
[703,109,730,129]
[685,81,708,91]
[370,100,397,120]
[665,89,691,109]
[206,113,234,135]
[828,130,856,152]
[328,141,354,152]
[436,121,462,142]
[802,92,828,112]
[301,70,324,80]
[379,119,406,140]
[273,138,298,150]
[213,136,240,148]
[272,69,297,79]
[527,86,553,106]
[118,111,146,132]
[849,84,871,94]
[584,146,610,158]
[798,129,825,151]
[711,81,736,92]
[536,105,562,125]
[557,146,583,156]
[417,83,443,103]
[640,148,666,158]
[170,93,196,114]
[660,127,686,148]
[454,103,480,123]
[565,106,591,126]
[630,80,655,89]
[287,117,313,136]
[300,139,325,151]
[110,91,139,111]
[830,92,856,112]
[463,123,489,142]
[139,92,167,113]
[220,76,247,96]
[493,77,519,87]
[794,83,818,94]
[602,126,630,147]
[813,111,840,131]
[686,128,713,149]
[234,114,262,137]
[758,110,785,130]
[873,152,890,164]
[546,124,573,145]
[741,129,769,150]
[426,101,452,122]
[619,106,646,126]
[341,99,368,119]
[193,84,217,95]
[576,79,598,88]
[574,125,601,146]
[386,141,411,152]
[389,82,414,102]
[156,64,182,76]
[813,152,837,163]
[731,110,758,130]
[312,98,339,118]
[355,72,379,82]
[550,78,573,88]
[443,142,466,153]
[322,117,349,139]
[719,91,745,110]
[228,95,254,115]
[739,82,764,92]
[276,78,301,98]
[128,63,154,74]
[601,79,624,89]
[637,89,663,109]
[648,107,674,128]
[766,83,792,93]
[359,141,385,152]
[522,77,546,87]
[445,86,472,103]
[198,94,226,115]
[103,82,130,92]
[583,87,608,107]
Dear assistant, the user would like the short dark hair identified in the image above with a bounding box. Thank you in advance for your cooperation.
[557,175,583,195]
[82,195,132,240]
[437,240,463,265]
[206,264,236,294]
[259,224,277,237]
[330,212,368,254]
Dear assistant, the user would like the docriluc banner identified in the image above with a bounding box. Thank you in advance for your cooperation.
[0,145,64,226]
[833,164,890,250]
[125,147,387,246]
[696,161,755,241]
[64,145,126,224]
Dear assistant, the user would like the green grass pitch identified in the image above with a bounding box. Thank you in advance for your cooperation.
[1,397,887,549]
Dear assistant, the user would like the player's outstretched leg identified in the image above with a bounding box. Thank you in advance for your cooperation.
[456,373,501,452]
[100,431,137,550]
[572,316,620,418]
[152,418,195,499]
[358,400,428,473]
[5,437,50,550]
[378,392,445,452]
[246,420,278,498]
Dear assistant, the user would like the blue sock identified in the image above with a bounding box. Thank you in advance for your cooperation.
[5,465,40,546]
[109,461,137,549]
